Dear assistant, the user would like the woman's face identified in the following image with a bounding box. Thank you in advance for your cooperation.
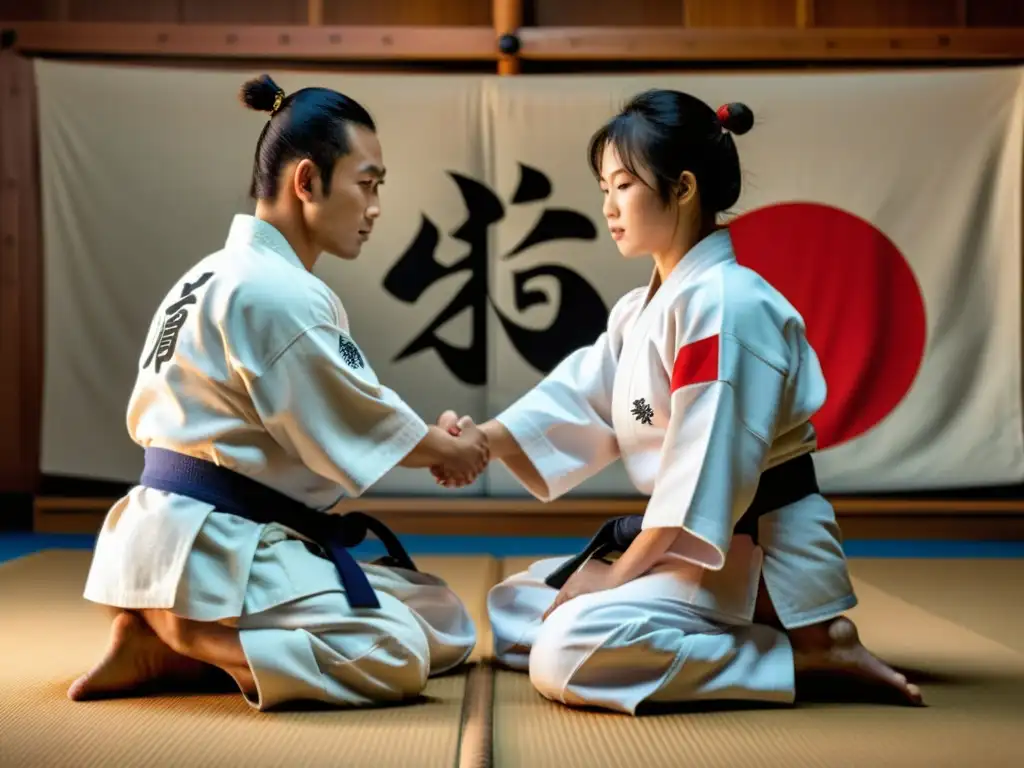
[598,142,683,260]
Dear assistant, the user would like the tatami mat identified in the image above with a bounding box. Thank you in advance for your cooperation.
[849,558,1024,656]
[5,548,1024,767]
[492,556,1024,768]
[0,550,498,768]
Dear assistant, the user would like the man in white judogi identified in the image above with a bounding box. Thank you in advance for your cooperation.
[68,76,489,710]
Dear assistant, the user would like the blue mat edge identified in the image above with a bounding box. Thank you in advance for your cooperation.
[3,533,1024,565]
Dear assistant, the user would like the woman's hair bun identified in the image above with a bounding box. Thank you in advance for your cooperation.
[240,74,283,113]
[715,102,754,136]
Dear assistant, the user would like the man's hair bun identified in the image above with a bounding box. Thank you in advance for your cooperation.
[240,74,283,113]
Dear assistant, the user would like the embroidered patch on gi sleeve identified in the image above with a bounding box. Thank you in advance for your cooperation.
[338,333,365,369]
[670,334,720,392]
[631,397,654,425]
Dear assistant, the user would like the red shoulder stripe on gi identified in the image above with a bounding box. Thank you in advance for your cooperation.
[670,335,720,392]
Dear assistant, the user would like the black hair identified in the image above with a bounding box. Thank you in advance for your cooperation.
[240,74,376,199]
[587,89,754,215]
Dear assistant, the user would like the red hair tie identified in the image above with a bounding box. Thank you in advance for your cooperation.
[716,104,731,125]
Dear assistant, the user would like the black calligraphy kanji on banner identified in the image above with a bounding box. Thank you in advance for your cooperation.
[382,163,608,385]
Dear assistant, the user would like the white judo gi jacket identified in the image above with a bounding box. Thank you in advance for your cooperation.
[495,229,829,622]
[83,215,430,619]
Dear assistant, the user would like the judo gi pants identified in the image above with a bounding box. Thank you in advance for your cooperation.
[487,494,857,715]
[182,521,476,711]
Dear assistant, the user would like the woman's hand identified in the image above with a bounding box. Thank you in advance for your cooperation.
[542,527,686,620]
[542,560,615,621]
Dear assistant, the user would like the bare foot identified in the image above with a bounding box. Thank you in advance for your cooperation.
[67,611,215,701]
[790,616,925,706]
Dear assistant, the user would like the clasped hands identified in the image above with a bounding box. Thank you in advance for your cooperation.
[426,410,627,617]
[429,410,490,488]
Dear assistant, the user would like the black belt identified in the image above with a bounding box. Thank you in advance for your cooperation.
[140,447,418,609]
[544,452,819,589]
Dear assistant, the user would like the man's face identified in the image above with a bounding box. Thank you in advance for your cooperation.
[305,123,385,261]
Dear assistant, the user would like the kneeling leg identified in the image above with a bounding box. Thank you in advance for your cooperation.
[140,608,256,696]
[232,589,432,711]
[526,576,794,715]
[486,557,568,671]
[758,497,923,705]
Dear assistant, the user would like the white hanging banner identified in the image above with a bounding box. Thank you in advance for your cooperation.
[35,61,1024,494]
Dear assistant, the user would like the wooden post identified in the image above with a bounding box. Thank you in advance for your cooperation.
[956,0,970,27]
[493,0,522,75]
[0,50,43,518]
[307,0,324,26]
[796,0,814,29]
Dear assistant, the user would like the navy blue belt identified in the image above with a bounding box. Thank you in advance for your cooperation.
[140,448,418,610]
[544,452,820,589]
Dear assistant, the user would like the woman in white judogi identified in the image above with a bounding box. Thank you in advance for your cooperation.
[440,91,922,713]
[69,75,490,711]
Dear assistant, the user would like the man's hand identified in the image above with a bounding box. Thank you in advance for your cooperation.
[432,413,489,488]
[437,410,461,436]
[431,411,464,486]
[542,560,616,621]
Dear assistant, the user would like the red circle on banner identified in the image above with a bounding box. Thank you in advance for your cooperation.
[729,202,927,450]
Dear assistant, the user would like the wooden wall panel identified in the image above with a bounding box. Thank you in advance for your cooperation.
[181,0,307,26]
[0,0,308,23]
[685,0,797,28]
[323,0,491,26]
[530,0,683,27]
[0,52,42,503]
[0,0,426,25]
[65,0,180,23]
[969,0,1024,27]
[6,0,1023,28]
[813,0,960,28]
[0,0,47,21]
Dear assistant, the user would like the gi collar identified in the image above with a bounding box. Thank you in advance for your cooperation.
[644,228,736,304]
[225,214,307,271]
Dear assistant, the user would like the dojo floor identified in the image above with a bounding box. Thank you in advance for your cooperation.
[3,535,1024,767]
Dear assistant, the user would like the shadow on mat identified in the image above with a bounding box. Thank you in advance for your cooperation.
[51,679,442,713]
[890,664,1024,687]
[568,676,928,717]
[429,661,477,680]
[793,673,923,707]
[635,700,789,717]
[634,686,919,715]
[50,667,448,714]
[544,699,795,718]
[542,686,919,718]
[264,695,438,713]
